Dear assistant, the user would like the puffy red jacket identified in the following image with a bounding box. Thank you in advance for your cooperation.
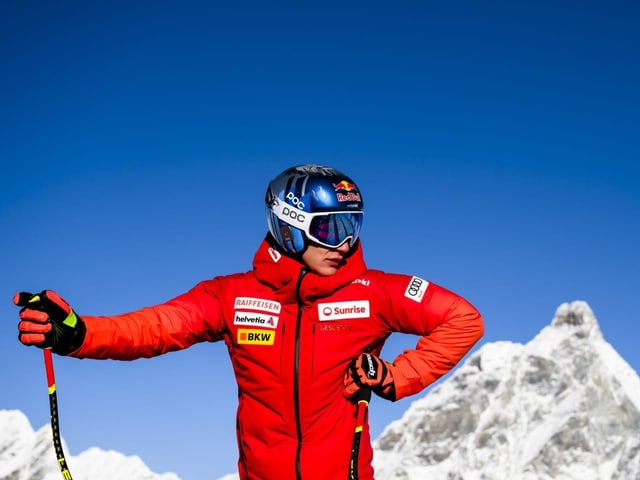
[72,239,484,479]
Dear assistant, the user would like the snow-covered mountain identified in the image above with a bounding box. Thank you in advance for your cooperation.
[2,301,638,480]
[373,301,640,480]
[0,410,180,480]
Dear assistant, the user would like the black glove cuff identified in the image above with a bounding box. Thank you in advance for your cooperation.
[51,316,87,355]
[372,383,397,401]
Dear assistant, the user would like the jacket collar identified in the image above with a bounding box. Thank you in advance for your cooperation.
[252,237,367,304]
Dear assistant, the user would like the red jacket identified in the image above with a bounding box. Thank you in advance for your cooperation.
[72,239,484,480]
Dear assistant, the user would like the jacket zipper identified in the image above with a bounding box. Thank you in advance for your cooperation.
[294,268,307,480]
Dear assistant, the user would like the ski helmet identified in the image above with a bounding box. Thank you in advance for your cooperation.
[265,164,365,254]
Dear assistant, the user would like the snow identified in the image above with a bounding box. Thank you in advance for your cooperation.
[0,410,180,480]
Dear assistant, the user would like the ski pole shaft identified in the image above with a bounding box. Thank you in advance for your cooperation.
[348,388,371,480]
[44,349,74,480]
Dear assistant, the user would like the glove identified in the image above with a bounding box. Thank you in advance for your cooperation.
[344,353,396,401]
[14,290,86,355]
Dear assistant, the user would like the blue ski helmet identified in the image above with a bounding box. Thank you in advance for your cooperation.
[265,164,365,254]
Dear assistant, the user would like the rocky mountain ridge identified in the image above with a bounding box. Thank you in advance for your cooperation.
[372,301,640,479]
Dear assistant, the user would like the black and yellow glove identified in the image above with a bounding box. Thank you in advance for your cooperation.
[14,290,86,355]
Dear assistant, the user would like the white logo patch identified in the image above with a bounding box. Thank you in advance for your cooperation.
[404,276,429,302]
[234,297,282,314]
[234,311,279,329]
[268,247,282,263]
[318,300,370,321]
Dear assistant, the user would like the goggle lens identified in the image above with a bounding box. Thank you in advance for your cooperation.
[308,212,363,248]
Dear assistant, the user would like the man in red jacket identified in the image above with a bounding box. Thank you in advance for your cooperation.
[14,164,484,480]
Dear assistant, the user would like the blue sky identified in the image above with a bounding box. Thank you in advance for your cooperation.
[1,2,639,479]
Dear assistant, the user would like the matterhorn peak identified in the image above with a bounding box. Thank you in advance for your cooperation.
[521,300,605,362]
[373,301,640,480]
[550,300,602,337]
[552,300,593,326]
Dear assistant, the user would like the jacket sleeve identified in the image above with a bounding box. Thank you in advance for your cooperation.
[70,279,227,361]
[377,274,484,400]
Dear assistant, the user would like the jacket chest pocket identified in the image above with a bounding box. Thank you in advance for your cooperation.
[231,321,287,381]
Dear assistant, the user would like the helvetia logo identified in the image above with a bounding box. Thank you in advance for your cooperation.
[234,311,278,329]
[318,300,370,321]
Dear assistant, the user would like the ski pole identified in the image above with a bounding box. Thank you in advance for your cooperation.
[44,348,74,480]
[348,387,371,480]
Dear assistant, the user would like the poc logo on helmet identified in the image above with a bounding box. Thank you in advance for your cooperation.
[281,206,306,225]
[404,276,428,302]
[285,192,305,209]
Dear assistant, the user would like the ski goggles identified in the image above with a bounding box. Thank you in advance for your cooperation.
[272,200,364,248]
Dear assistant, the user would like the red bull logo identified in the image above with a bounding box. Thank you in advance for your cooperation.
[334,180,362,202]
[334,180,358,192]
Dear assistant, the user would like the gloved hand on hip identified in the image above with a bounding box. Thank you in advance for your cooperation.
[344,353,396,401]
[14,290,86,355]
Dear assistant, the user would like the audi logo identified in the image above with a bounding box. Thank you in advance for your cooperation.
[407,278,423,297]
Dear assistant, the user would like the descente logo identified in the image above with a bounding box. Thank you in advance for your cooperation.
[318,300,370,321]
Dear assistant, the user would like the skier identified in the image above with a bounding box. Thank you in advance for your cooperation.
[14,164,484,480]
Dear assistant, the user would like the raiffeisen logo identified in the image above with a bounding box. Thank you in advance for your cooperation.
[234,297,282,314]
[318,300,370,321]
